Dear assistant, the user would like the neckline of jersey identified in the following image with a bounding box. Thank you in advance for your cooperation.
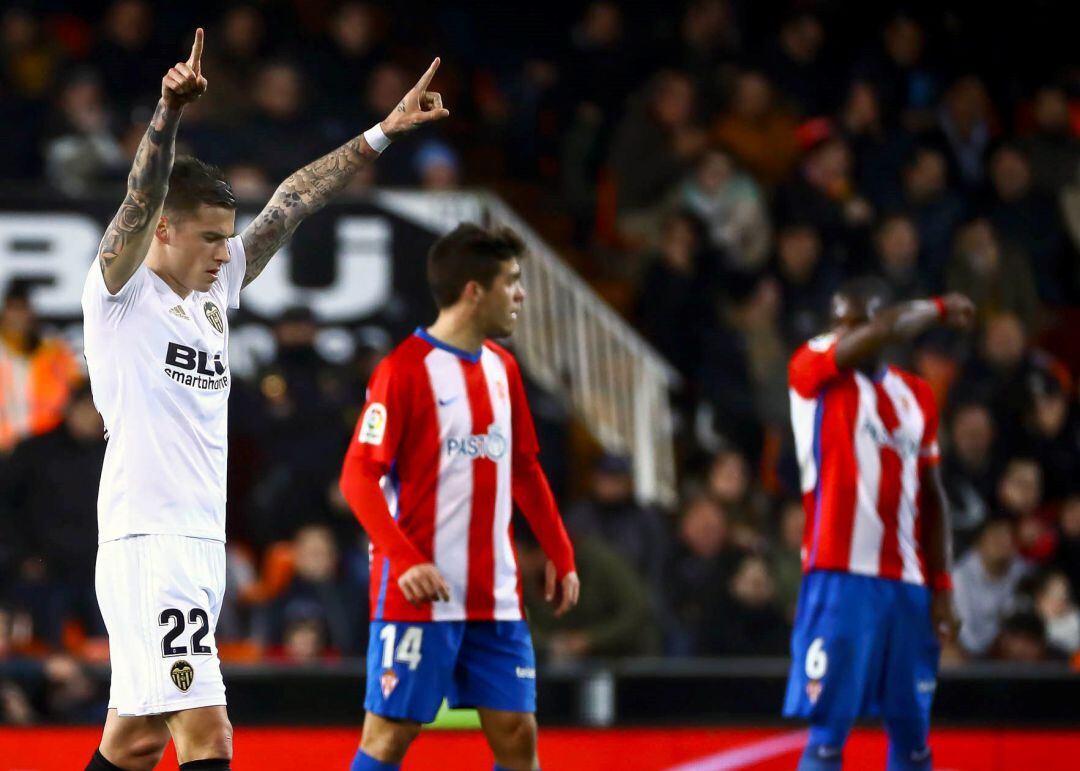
[147,266,198,308]
[414,327,482,363]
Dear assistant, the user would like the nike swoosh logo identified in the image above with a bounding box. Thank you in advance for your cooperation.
[438,396,460,407]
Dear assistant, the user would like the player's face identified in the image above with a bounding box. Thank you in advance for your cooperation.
[477,258,525,338]
[161,204,236,293]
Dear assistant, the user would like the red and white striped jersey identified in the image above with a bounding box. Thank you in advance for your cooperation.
[789,332,941,585]
[344,328,547,622]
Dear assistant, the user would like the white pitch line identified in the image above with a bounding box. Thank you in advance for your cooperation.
[663,730,810,771]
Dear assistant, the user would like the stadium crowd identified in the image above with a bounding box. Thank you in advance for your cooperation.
[2,0,1080,722]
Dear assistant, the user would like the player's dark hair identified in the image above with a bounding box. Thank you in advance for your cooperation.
[427,223,525,308]
[836,275,893,312]
[164,156,237,221]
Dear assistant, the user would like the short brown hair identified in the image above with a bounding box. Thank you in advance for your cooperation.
[427,223,525,308]
[164,156,237,221]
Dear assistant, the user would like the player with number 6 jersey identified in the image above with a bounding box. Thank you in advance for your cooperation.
[339,223,579,771]
[782,278,974,771]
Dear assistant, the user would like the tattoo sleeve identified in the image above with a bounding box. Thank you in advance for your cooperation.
[240,134,379,288]
[97,100,182,292]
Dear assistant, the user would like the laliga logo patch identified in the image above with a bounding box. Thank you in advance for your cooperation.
[204,301,224,334]
[380,668,399,698]
[806,679,823,704]
[170,660,195,692]
[359,403,388,445]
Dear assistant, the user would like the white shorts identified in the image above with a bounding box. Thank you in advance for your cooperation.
[96,535,227,716]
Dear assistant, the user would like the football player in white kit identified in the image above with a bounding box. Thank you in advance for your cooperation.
[81,28,449,771]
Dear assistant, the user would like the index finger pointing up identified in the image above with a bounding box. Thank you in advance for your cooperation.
[413,57,440,93]
[187,28,204,73]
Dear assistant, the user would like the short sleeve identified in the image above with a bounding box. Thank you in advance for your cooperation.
[221,235,247,309]
[789,333,841,398]
[81,259,148,327]
[344,356,407,475]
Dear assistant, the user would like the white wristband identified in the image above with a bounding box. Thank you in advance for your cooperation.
[363,123,392,154]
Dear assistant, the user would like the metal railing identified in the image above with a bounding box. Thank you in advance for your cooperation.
[374,191,681,506]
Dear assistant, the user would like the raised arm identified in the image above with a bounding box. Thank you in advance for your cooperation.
[240,57,451,288]
[834,293,975,369]
[97,29,207,294]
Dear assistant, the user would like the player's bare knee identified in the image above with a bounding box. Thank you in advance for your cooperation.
[361,717,421,762]
[488,712,537,761]
[110,736,169,771]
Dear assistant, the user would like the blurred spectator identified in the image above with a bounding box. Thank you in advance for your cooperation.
[564,453,669,611]
[258,525,359,656]
[997,457,1053,563]
[672,0,740,115]
[774,133,874,268]
[89,0,161,112]
[1,6,63,100]
[608,70,707,242]
[355,62,425,185]
[279,616,331,663]
[199,3,269,125]
[663,495,742,654]
[946,220,1038,329]
[840,80,913,211]
[941,401,997,553]
[1018,84,1080,196]
[953,513,1031,657]
[1033,570,1080,655]
[1021,367,1080,502]
[762,12,832,117]
[42,68,125,196]
[702,553,789,655]
[634,210,716,378]
[672,148,771,271]
[249,307,352,547]
[307,2,386,121]
[712,70,801,188]
[926,75,994,191]
[770,499,804,621]
[563,1,638,123]
[873,213,926,300]
[902,145,967,288]
[1053,495,1080,607]
[0,283,81,454]
[224,161,273,202]
[852,13,939,131]
[0,385,105,643]
[236,59,323,181]
[520,533,660,661]
[994,611,1054,662]
[414,139,461,191]
[986,144,1069,303]
[772,222,837,347]
[707,448,768,549]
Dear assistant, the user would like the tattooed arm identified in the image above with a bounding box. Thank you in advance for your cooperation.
[97,29,207,295]
[241,57,450,289]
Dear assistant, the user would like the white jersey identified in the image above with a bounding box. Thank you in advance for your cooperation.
[82,237,246,543]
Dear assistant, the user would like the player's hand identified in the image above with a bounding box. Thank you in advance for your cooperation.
[545,561,580,618]
[162,28,208,110]
[379,57,450,139]
[931,590,960,646]
[398,562,451,607]
[940,292,975,331]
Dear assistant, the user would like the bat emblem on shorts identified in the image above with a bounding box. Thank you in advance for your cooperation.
[171,660,195,692]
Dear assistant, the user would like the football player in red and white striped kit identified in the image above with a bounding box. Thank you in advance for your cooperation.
[783,277,974,771]
[340,224,579,771]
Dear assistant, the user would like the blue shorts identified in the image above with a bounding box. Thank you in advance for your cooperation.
[364,620,536,724]
[783,571,940,727]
